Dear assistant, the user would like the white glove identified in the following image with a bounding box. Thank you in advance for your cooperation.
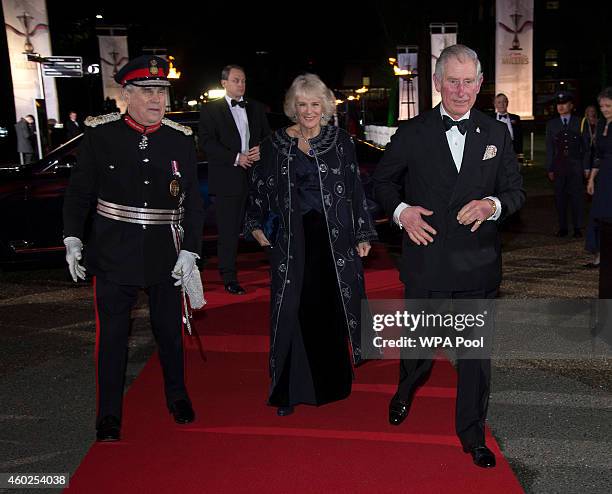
[64,236,86,282]
[172,250,198,286]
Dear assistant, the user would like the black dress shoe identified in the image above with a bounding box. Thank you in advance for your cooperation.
[224,281,246,295]
[584,261,600,269]
[388,397,411,426]
[96,415,121,442]
[556,229,568,237]
[170,399,195,424]
[277,406,294,416]
[573,229,582,238]
[463,445,496,468]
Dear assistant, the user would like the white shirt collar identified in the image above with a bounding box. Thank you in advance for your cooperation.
[440,104,470,121]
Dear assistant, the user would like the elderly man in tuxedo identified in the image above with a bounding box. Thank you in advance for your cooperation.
[373,44,524,468]
[199,65,270,294]
[494,93,523,156]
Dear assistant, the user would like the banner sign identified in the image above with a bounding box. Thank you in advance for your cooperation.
[3,0,59,123]
[495,0,534,118]
[97,34,129,113]
[397,46,419,120]
[430,23,457,108]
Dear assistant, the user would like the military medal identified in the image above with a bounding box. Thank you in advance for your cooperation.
[171,160,181,177]
[170,179,180,196]
[170,160,181,196]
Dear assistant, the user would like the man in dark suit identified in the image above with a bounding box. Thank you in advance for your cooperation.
[494,93,523,156]
[199,65,270,294]
[545,91,586,238]
[373,45,524,468]
[65,111,81,141]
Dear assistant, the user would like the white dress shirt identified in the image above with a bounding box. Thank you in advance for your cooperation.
[225,95,250,165]
[393,105,502,227]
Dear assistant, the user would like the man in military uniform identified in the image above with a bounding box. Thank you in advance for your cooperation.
[62,55,205,441]
[546,91,586,238]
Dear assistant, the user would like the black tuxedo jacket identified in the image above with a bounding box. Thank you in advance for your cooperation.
[495,112,523,155]
[373,106,525,291]
[199,97,270,196]
[65,120,82,140]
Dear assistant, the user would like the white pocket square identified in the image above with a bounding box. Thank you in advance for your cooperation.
[482,145,497,160]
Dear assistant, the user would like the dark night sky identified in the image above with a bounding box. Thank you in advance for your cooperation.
[41,0,504,115]
[45,0,399,108]
[2,1,612,121]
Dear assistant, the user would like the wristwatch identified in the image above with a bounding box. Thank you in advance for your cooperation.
[486,198,497,219]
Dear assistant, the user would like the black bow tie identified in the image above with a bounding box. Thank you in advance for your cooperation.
[231,99,246,108]
[442,115,468,135]
[498,113,509,120]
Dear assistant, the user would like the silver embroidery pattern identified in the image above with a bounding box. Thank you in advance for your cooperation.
[161,117,193,135]
[244,127,378,377]
[84,112,121,128]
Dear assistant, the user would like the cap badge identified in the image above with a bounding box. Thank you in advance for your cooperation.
[149,59,158,76]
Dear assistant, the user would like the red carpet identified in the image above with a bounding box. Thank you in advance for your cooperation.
[67,246,524,493]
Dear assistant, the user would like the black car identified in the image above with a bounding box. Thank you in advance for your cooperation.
[0,111,384,263]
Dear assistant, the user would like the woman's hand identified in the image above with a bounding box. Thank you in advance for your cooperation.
[587,179,595,196]
[252,229,271,247]
[356,242,371,257]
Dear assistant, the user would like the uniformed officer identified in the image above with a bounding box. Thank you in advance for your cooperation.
[545,91,587,238]
[62,55,205,441]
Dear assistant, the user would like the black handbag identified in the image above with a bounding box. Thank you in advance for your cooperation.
[263,211,280,246]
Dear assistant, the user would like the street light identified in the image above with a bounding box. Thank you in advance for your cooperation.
[389,59,417,120]
[165,56,180,110]
[206,89,226,100]
[167,56,181,79]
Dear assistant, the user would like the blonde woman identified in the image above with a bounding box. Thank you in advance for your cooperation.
[245,74,377,416]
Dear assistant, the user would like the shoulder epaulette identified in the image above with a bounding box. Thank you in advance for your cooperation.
[162,118,193,136]
[84,112,121,127]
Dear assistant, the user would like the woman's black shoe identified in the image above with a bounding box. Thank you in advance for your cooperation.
[277,406,294,416]
[96,415,121,442]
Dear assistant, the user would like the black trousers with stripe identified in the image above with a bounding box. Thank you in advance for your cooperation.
[94,276,189,426]
[396,285,496,450]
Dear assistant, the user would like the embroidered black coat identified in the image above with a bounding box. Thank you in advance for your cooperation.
[244,126,377,394]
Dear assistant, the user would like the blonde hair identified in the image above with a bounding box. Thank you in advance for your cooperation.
[284,73,336,124]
